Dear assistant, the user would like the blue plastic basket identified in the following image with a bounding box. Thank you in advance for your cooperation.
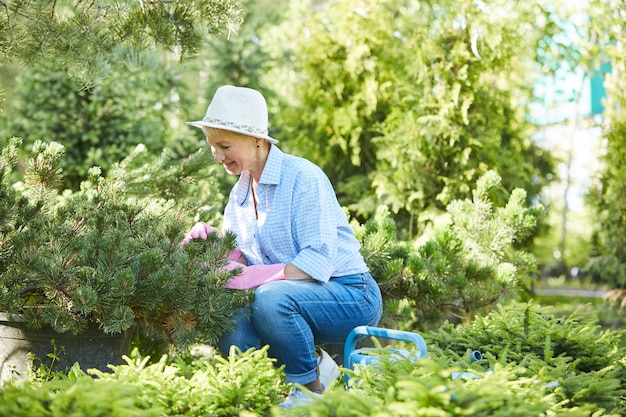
[343,325,428,385]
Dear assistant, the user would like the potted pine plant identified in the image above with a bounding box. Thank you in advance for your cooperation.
[0,138,251,383]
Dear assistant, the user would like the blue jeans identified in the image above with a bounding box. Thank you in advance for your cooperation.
[217,272,383,385]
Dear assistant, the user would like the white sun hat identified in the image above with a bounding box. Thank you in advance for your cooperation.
[187,85,278,144]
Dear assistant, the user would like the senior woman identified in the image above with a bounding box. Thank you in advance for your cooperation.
[183,85,382,409]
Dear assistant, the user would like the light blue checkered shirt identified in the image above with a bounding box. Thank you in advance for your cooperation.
[222,145,368,283]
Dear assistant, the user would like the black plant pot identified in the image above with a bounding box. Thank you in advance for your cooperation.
[0,313,130,385]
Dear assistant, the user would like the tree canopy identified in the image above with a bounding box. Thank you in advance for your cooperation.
[1,0,624,289]
[254,0,559,237]
[0,0,242,83]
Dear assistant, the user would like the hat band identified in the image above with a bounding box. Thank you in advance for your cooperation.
[203,116,268,136]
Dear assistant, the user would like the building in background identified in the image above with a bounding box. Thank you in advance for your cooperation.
[530,8,609,278]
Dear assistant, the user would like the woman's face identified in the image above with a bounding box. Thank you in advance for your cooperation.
[205,129,260,176]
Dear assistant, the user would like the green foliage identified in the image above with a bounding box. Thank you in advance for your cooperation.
[584,0,626,288]
[2,303,624,416]
[298,360,603,417]
[0,139,249,348]
[264,0,555,236]
[0,138,40,275]
[199,0,283,93]
[1,53,195,190]
[357,171,543,330]
[426,302,626,415]
[287,300,626,416]
[0,0,243,82]
[0,378,162,417]
[0,347,286,417]
[93,346,285,416]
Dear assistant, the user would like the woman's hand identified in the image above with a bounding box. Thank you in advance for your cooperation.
[227,247,248,264]
[181,222,217,248]
[223,261,286,289]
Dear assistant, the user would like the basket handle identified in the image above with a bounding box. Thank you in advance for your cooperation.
[343,325,428,367]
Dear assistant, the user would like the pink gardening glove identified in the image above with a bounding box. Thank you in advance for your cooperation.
[223,261,287,290]
[181,222,217,248]
[228,247,244,261]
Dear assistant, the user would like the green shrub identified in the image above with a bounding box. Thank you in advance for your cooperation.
[426,301,626,415]
[296,359,602,417]
[357,172,543,331]
[0,378,163,417]
[0,59,192,190]
[2,302,624,416]
[92,346,286,417]
[0,347,285,417]
[292,302,626,416]
[0,138,248,348]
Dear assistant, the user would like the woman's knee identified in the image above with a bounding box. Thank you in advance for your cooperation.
[252,282,293,324]
[254,281,287,305]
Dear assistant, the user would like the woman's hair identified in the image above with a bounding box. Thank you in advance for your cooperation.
[202,126,253,142]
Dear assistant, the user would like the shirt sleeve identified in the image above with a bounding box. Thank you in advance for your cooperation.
[287,167,339,282]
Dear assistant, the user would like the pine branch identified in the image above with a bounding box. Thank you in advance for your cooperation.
[0,140,251,348]
[360,171,542,330]
[1,0,243,83]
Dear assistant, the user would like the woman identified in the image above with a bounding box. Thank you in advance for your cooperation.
[183,85,382,408]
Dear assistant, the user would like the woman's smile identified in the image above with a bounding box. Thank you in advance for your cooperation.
[223,160,240,173]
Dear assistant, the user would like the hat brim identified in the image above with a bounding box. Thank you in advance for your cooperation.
[187,120,279,144]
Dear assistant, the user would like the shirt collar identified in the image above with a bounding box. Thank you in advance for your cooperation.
[260,144,282,186]
[234,144,283,206]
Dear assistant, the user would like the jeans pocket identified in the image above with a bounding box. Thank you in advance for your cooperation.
[346,282,368,291]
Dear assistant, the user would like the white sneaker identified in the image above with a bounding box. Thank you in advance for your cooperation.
[279,385,322,410]
[317,348,340,389]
